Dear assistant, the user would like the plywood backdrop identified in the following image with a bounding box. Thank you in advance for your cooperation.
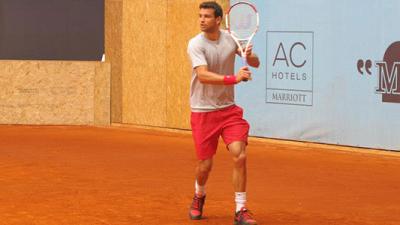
[122,0,168,127]
[107,0,229,129]
[0,61,110,125]
[105,0,123,123]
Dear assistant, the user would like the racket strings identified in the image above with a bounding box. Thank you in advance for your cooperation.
[227,4,258,39]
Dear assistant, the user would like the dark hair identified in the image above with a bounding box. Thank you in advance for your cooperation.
[199,1,223,18]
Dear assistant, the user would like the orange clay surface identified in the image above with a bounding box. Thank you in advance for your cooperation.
[0,125,400,225]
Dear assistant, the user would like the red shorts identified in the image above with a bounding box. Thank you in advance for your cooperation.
[191,105,250,160]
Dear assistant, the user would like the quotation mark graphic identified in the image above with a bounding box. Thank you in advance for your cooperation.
[357,59,372,75]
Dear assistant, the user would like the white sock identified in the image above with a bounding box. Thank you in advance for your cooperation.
[235,192,247,212]
[195,180,205,196]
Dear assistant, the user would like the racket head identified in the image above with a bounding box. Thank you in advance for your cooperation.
[226,1,259,41]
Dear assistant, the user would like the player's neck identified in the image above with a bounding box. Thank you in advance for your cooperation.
[204,29,221,41]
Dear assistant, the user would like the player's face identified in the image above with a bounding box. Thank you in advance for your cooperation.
[199,8,221,32]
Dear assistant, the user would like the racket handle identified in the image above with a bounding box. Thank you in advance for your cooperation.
[242,55,247,66]
[241,53,251,82]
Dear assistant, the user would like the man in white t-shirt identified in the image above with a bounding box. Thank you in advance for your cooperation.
[187,1,260,225]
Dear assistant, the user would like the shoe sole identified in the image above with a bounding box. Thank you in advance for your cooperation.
[234,221,257,225]
[189,214,202,220]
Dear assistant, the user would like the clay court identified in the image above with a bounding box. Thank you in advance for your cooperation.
[1,125,399,225]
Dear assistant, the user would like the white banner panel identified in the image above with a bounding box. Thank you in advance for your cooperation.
[234,0,400,151]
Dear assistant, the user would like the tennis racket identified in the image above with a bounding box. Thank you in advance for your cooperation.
[226,1,259,80]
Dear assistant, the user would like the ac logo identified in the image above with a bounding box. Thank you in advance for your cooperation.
[273,42,307,68]
[357,42,400,103]
[266,31,314,106]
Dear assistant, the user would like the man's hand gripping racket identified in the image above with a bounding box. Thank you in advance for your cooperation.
[226,1,259,82]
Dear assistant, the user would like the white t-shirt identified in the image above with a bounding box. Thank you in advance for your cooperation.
[187,30,237,112]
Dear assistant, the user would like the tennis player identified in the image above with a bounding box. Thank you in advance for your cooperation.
[187,1,260,224]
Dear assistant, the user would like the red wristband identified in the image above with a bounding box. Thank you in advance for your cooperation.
[223,75,237,85]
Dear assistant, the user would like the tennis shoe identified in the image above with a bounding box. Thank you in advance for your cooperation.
[189,194,206,220]
[234,207,257,225]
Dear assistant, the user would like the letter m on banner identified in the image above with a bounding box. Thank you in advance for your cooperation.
[376,62,400,96]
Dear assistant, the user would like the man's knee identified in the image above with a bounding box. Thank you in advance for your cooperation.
[228,141,247,167]
[233,153,247,167]
[229,141,246,155]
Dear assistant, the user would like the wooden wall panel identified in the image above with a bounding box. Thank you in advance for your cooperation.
[94,63,111,126]
[166,0,230,129]
[165,0,197,129]
[0,61,110,125]
[105,0,123,123]
[122,0,167,126]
